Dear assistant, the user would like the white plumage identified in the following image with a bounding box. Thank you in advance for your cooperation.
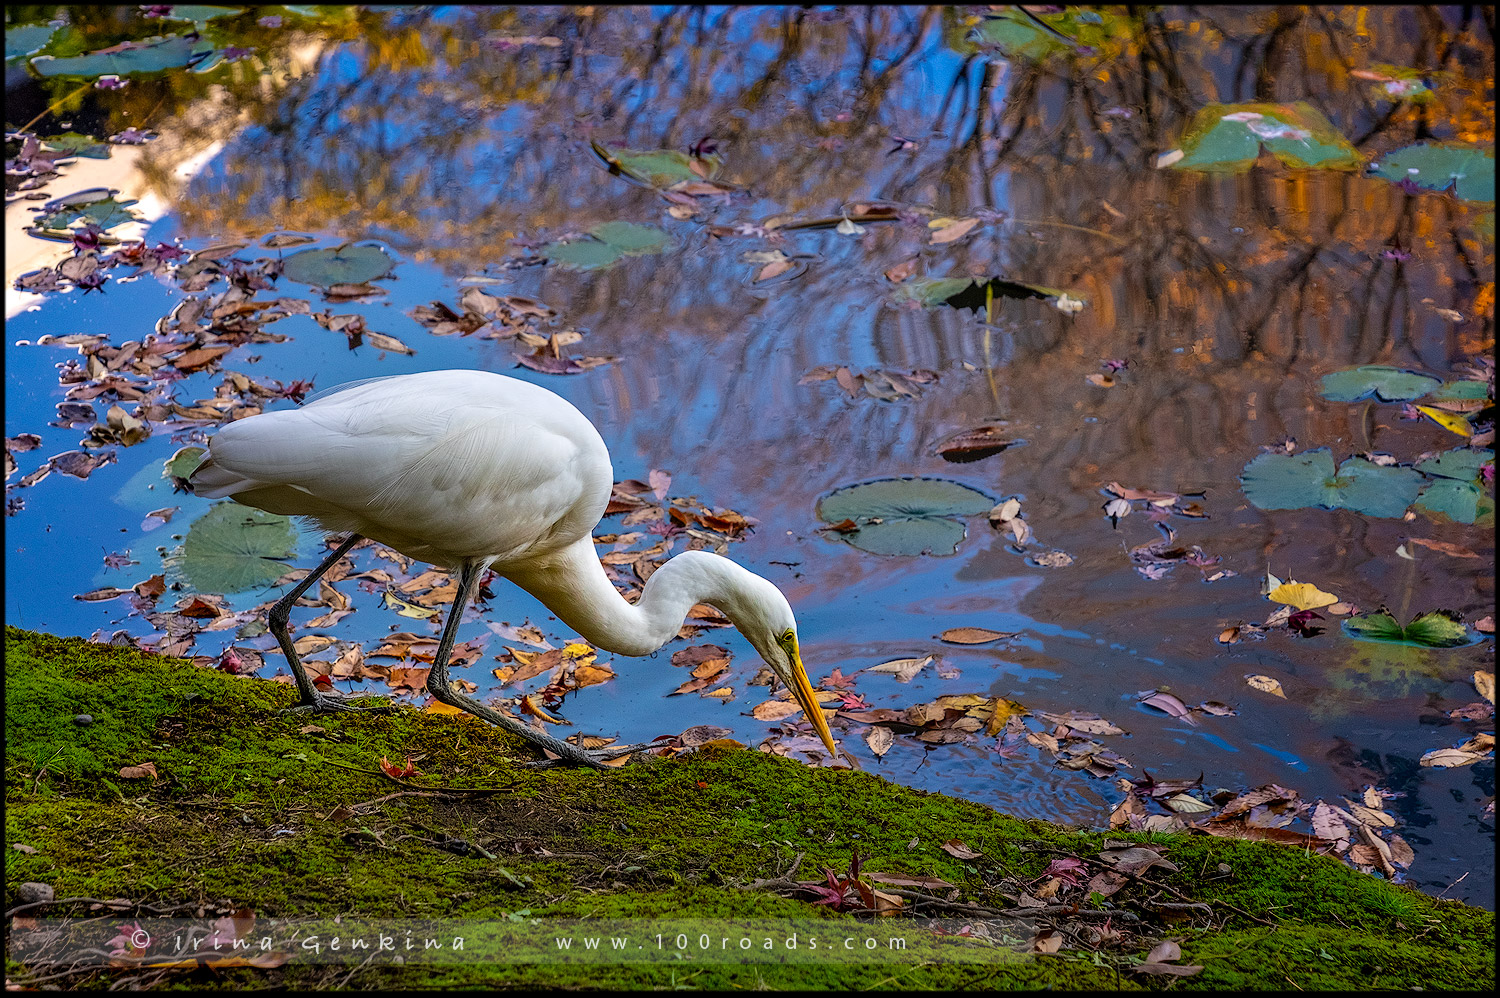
[191,369,836,766]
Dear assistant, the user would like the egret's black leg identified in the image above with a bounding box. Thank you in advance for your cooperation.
[272,533,390,714]
[425,563,644,769]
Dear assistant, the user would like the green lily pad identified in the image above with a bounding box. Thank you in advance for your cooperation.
[818,477,993,557]
[545,240,625,270]
[162,5,243,23]
[1416,447,1493,481]
[1413,478,1493,525]
[166,446,207,482]
[544,222,671,271]
[281,243,394,287]
[1371,143,1495,203]
[180,503,297,594]
[968,9,1073,61]
[894,276,1077,311]
[589,221,671,254]
[967,8,1126,62]
[590,141,721,188]
[1240,449,1424,517]
[31,33,214,78]
[6,23,58,61]
[1317,365,1442,402]
[1167,102,1362,173]
[33,190,141,231]
[1342,608,1478,649]
[41,133,111,159]
[1428,380,1491,402]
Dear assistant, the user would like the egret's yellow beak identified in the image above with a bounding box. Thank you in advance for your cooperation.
[785,644,838,757]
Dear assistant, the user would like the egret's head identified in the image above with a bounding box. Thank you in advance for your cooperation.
[733,575,838,758]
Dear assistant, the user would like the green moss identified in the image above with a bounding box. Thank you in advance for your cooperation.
[4,627,1493,990]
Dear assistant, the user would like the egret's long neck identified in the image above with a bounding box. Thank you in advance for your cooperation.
[500,536,752,657]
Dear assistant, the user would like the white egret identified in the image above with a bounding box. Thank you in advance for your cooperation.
[189,369,836,767]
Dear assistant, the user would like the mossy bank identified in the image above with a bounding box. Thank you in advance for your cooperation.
[5,628,1493,990]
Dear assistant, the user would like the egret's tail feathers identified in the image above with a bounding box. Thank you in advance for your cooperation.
[188,456,261,499]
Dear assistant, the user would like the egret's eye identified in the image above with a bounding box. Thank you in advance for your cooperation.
[780,629,796,648]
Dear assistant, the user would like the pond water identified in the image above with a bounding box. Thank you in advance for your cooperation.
[5,6,1494,908]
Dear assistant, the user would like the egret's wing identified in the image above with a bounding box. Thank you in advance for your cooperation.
[299,375,405,407]
[194,373,612,562]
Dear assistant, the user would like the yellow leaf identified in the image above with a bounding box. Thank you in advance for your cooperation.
[1245,674,1286,698]
[938,627,1014,645]
[1476,671,1495,706]
[1267,581,1338,611]
[380,590,439,618]
[1415,405,1473,437]
[929,217,980,244]
[573,664,615,688]
[425,699,469,716]
[985,698,1026,736]
[562,642,596,663]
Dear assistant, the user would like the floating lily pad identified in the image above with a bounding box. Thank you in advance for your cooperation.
[1413,478,1493,525]
[40,133,111,159]
[281,243,394,287]
[32,190,141,231]
[162,5,243,23]
[589,221,671,253]
[968,8,1126,62]
[1166,102,1362,173]
[1342,609,1478,649]
[968,9,1074,60]
[31,33,214,78]
[1428,380,1491,402]
[590,141,721,188]
[1317,365,1441,402]
[1416,447,1493,481]
[1412,447,1495,525]
[544,221,671,271]
[894,276,1077,311]
[1240,449,1424,517]
[180,503,297,594]
[165,446,207,482]
[6,23,57,61]
[1371,143,1495,203]
[818,477,993,556]
[544,240,625,270]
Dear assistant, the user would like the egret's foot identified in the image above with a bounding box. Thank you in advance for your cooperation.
[283,694,395,716]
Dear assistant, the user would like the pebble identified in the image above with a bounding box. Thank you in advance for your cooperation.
[74,714,94,726]
[17,882,54,904]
